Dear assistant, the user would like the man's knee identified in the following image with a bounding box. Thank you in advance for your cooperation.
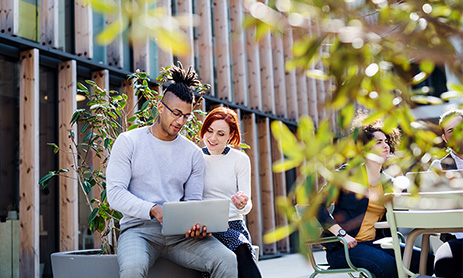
[118,254,151,278]
[119,262,149,278]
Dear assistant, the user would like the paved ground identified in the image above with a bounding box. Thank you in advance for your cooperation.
[257,250,352,278]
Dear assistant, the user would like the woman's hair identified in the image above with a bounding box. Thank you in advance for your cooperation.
[200,107,241,146]
[163,62,200,104]
[350,110,400,153]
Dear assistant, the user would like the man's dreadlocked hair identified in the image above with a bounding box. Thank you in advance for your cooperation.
[163,62,200,104]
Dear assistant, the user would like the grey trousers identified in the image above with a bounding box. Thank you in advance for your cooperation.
[117,221,238,278]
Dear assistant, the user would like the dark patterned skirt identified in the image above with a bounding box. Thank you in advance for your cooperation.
[213,220,256,261]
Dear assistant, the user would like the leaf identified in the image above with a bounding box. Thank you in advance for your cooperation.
[38,173,55,188]
[81,122,90,134]
[151,26,190,56]
[83,180,92,194]
[305,69,329,81]
[151,107,158,118]
[128,124,139,131]
[77,82,89,94]
[47,143,60,154]
[273,159,302,172]
[97,19,126,45]
[419,60,435,74]
[297,116,315,145]
[139,100,150,112]
[263,225,294,244]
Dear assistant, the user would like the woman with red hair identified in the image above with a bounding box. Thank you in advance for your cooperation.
[200,107,261,278]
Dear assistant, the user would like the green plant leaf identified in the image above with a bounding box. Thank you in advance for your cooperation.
[38,173,55,188]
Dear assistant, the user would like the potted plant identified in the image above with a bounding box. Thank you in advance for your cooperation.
[39,65,208,277]
[6,203,18,220]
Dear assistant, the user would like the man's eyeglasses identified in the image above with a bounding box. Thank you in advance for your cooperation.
[161,101,193,121]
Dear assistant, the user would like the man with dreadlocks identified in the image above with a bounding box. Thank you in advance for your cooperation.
[107,63,237,278]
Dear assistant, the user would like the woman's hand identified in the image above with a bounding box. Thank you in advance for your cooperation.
[343,234,358,249]
[232,191,249,210]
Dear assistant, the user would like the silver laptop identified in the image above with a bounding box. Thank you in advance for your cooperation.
[162,199,230,236]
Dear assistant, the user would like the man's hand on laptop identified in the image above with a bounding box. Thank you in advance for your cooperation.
[150,204,163,223]
[185,223,211,239]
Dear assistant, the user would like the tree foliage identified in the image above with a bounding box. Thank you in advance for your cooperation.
[245,0,463,248]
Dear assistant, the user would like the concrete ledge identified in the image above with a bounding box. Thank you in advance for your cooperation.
[51,249,202,278]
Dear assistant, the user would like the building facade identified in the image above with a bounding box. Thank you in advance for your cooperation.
[0,0,335,277]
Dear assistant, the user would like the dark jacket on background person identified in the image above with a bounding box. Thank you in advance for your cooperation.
[317,167,392,251]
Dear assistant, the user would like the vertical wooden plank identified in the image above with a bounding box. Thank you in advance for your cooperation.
[259,32,276,115]
[245,21,262,110]
[19,48,40,278]
[58,60,78,251]
[292,29,309,119]
[242,114,262,254]
[132,1,149,73]
[177,0,195,67]
[313,22,325,123]
[257,117,277,255]
[40,0,58,48]
[283,29,298,122]
[74,0,93,59]
[271,34,287,118]
[296,69,308,118]
[229,0,247,106]
[157,0,173,68]
[270,124,290,253]
[121,79,137,130]
[306,21,319,126]
[196,0,214,96]
[91,69,109,249]
[0,0,18,36]
[307,73,318,126]
[213,0,232,102]
[106,0,123,68]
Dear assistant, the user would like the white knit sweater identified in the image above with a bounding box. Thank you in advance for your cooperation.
[202,147,252,221]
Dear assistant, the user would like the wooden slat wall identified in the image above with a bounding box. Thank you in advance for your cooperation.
[156,0,173,68]
[257,117,277,255]
[314,22,325,123]
[58,60,78,251]
[91,69,109,249]
[213,0,232,102]
[242,113,263,254]
[296,68,309,118]
[270,125,290,253]
[259,32,276,115]
[196,0,214,96]
[132,1,149,73]
[106,0,123,68]
[283,29,298,122]
[306,21,319,126]
[19,49,40,278]
[272,34,287,118]
[121,79,137,130]
[177,0,195,67]
[229,0,247,106]
[245,24,262,110]
[74,0,93,59]
[40,0,58,48]
[0,0,18,36]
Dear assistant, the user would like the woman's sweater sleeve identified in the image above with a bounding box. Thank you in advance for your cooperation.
[236,152,252,215]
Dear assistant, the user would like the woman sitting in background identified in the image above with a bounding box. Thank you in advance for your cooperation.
[317,112,434,278]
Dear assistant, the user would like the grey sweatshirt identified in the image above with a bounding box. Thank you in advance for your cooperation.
[107,126,205,225]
